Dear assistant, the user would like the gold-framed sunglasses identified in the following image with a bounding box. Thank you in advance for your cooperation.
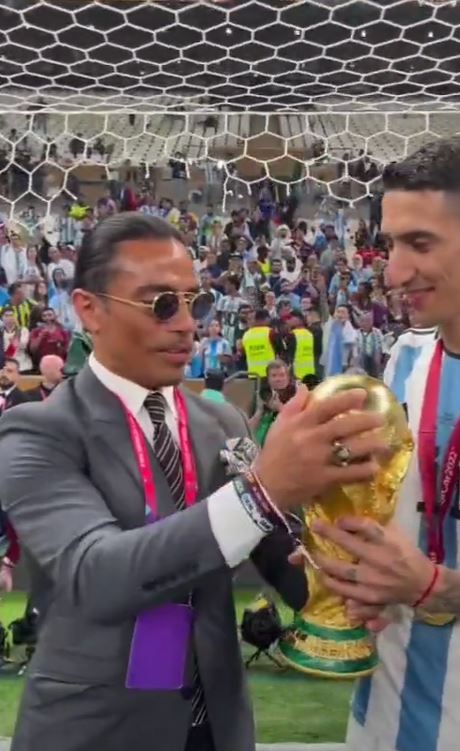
[98,290,214,322]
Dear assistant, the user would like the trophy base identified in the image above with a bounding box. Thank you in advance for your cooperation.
[279,617,379,679]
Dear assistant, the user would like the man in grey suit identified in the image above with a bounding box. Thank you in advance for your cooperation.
[0,215,386,751]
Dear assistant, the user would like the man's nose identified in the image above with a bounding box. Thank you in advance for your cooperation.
[385,245,414,290]
[170,298,196,333]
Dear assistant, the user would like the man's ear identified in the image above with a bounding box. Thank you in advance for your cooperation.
[72,289,102,336]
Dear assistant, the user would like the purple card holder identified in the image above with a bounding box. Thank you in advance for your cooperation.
[125,603,194,691]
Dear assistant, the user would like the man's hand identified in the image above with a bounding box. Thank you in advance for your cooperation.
[0,561,13,592]
[288,547,390,632]
[254,386,387,512]
[267,392,283,413]
[312,516,433,608]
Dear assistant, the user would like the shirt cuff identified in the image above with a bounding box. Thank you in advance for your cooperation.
[207,481,266,568]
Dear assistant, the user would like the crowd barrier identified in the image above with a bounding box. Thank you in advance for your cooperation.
[19,376,258,416]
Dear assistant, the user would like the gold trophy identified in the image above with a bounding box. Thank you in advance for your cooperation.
[279,374,414,679]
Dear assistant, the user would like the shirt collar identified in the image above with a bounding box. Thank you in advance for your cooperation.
[89,353,176,421]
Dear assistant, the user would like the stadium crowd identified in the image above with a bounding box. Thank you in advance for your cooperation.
[0,179,407,436]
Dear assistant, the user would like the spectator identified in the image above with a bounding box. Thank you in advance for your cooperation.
[290,223,314,262]
[328,258,357,299]
[5,283,35,329]
[351,281,388,330]
[28,307,70,368]
[0,357,27,411]
[208,219,225,254]
[267,258,283,297]
[0,229,27,284]
[306,307,324,378]
[216,274,246,348]
[242,259,264,307]
[48,269,76,331]
[263,289,278,320]
[203,250,222,281]
[233,302,255,351]
[354,218,371,249]
[200,369,228,405]
[22,244,45,295]
[178,201,197,234]
[29,279,49,329]
[282,253,302,284]
[249,359,295,447]
[270,225,291,260]
[323,305,358,377]
[168,151,187,179]
[287,312,316,383]
[1,307,32,372]
[278,278,301,310]
[27,354,64,401]
[241,310,277,377]
[47,245,75,282]
[69,133,85,160]
[355,312,384,378]
[199,204,216,244]
[199,319,232,374]
[0,267,10,307]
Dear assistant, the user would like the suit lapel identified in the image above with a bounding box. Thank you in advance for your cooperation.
[74,366,182,519]
[180,387,228,497]
[74,365,145,509]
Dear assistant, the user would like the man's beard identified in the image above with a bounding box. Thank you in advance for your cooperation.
[0,377,13,390]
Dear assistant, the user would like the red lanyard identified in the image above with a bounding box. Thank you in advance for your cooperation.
[122,389,198,518]
[418,340,460,563]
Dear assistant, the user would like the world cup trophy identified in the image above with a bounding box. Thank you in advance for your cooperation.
[279,374,414,679]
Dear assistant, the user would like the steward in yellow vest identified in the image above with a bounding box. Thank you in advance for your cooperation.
[242,313,275,378]
[292,326,315,380]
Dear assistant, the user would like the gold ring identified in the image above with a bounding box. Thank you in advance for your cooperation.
[331,440,352,467]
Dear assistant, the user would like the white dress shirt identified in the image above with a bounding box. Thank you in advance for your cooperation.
[89,354,265,566]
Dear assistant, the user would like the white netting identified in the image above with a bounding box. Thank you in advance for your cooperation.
[1,0,460,233]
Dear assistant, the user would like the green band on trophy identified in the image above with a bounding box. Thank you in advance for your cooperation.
[291,618,370,642]
[279,618,379,678]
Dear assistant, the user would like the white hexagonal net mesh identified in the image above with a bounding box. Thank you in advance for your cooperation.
[1,0,460,231]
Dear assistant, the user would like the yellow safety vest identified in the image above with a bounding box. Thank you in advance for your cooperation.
[242,326,275,377]
[293,328,315,379]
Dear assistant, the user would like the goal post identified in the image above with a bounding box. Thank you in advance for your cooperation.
[0,0,459,233]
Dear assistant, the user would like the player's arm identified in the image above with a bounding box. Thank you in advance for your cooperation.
[425,568,460,617]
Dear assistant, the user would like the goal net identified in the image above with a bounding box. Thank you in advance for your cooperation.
[1,0,460,235]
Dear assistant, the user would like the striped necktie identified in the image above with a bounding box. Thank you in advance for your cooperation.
[144,392,185,510]
[143,391,207,726]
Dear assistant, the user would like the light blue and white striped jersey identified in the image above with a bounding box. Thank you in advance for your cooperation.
[347,327,460,751]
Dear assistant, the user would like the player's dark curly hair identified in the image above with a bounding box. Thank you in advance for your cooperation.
[383,136,460,193]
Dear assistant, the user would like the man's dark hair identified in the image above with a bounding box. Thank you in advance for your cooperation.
[254,309,269,324]
[383,136,460,193]
[8,282,22,296]
[4,357,19,370]
[73,213,182,294]
[226,274,240,292]
[204,369,225,392]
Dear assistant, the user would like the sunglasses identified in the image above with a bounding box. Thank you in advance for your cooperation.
[98,290,214,322]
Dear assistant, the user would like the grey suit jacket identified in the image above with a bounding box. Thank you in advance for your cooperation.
[0,366,307,751]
